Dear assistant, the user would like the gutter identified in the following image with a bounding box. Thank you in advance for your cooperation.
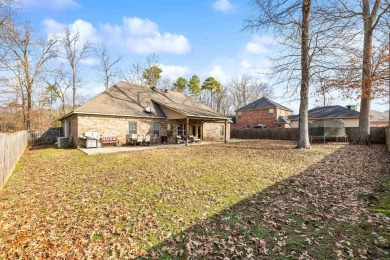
[59,111,166,121]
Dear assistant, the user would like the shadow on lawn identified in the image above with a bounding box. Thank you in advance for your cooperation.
[144,144,390,259]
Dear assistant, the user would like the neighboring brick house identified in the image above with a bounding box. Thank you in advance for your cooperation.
[232,97,293,129]
[59,82,230,147]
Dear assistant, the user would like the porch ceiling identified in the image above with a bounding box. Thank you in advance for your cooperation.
[152,99,229,121]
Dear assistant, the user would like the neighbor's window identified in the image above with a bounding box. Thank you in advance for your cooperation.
[220,125,225,136]
[129,122,137,135]
[153,122,160,137]
[178,124,186,137]
[246,125,251,129]
[269,108,274,116]
[238,111,242,118]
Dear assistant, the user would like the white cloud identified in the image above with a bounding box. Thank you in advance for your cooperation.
[42,18,100,44]
[239,60,251,70]
[213,0,235,14]
[104,17,191,54]
[42,17,191,55]
[245,35,274,55]
[159,64,190,81]
[22,0,81,10]
[210,65,228,84]
[122,17,158,36]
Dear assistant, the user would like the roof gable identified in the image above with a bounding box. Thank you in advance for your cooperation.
[237,97,293,112]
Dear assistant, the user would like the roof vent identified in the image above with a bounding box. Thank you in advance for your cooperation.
[164,88,169,93]
[145,107,153,113]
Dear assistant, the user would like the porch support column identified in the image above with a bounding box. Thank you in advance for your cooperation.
[201,121,204,141]
[224,119,227,144]
[185,117,189,146]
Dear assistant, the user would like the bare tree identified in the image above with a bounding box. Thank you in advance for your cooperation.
[95,43,122,90]
[321,0,389,144]
[120,61,144,85]
[244,0,345,148]
[43,67,71,115]
[61,28,92,110]
[0,22,57,129]
[230,74,272,110]
[159,77,172,90]
[120,54,160,87]
[213,86,232,115]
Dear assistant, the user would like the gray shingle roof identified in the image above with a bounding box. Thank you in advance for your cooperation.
[237,97,293,112]
[277,116,290,123]
[61,82,228,120]
[289,106,360,120]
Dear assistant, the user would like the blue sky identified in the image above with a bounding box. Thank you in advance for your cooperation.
[21,0,386,113]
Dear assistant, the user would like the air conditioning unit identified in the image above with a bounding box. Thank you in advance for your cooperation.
[57,137,70,148]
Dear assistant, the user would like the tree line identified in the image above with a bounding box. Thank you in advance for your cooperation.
[0,0,273,131]
[0,0,388,148]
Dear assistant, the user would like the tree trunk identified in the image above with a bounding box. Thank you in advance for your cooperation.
[356,0,375,145]
[297,0,311,149]
[20,84,27,129]
[72,65,76,110]
[26,84,32,130]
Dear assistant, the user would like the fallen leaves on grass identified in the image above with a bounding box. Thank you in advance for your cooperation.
[0,140,389,259]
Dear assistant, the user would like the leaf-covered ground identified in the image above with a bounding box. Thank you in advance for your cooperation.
[0,140,389,259]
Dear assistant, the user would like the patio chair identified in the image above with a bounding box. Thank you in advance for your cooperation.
[130,134,138,146]
[190,135,201,143]
[176,135,184,144]
[144,135,151,146]
[136,135,144,146]
[188,135,194,143]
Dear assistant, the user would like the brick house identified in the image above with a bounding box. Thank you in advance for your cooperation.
[59,82,230,147]
[232,97,293,129]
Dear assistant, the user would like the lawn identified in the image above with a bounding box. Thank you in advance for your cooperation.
[0,140,389,259]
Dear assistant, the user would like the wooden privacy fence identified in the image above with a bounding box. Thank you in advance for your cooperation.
[0,130,28,191]
[231,127,386,144]
[386,127,390,152]
[231,128,299,141]
[28,127,63,145]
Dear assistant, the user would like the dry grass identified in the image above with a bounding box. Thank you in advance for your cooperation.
[0,140,388,259]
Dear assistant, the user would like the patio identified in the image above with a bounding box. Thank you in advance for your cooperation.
[78,140,242,155]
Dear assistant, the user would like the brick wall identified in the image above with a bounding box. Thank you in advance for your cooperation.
[63,115,231,147]
[203,122,230,141]
[235,108,292,129]
[235,109,275,129]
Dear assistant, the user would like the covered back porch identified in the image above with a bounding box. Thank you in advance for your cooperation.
[153,99,229,146]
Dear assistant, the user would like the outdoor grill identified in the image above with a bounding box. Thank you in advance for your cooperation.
[79,131,100,148]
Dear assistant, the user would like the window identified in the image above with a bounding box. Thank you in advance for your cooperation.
[246,125,251,129]
[178,124,186,137]
[269,108,274,116]
[129,122,137,135]
[153,122,160,137]
[220,125,225,136]
[277,123,283,128]
[237,111,242,118]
